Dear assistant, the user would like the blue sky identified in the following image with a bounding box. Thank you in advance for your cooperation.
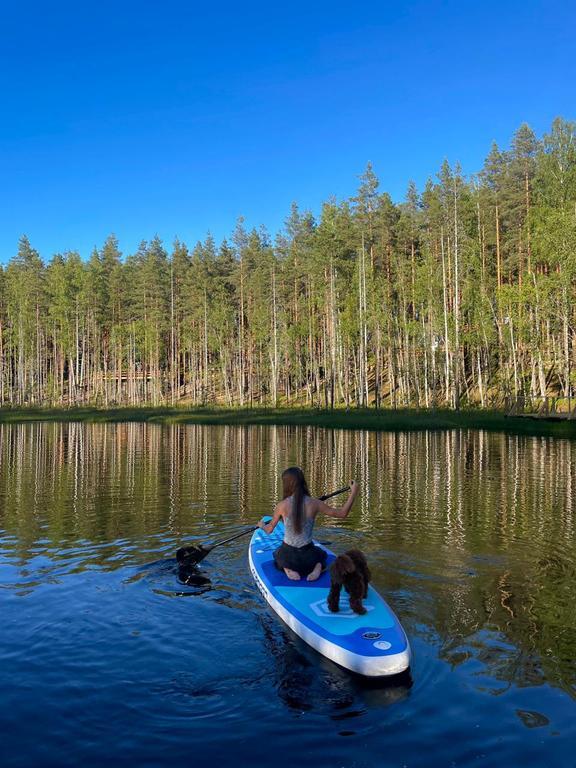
[1,0,575,262]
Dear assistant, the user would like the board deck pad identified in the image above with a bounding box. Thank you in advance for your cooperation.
[249,519,411,676]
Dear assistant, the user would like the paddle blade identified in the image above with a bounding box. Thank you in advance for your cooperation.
[176,544,211,565]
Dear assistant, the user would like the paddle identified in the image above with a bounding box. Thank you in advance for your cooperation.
[176,485,351,566]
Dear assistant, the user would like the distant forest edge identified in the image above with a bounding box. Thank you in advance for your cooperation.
[1,117,576,411]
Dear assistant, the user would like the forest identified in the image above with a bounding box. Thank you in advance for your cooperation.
[1,117,575,410]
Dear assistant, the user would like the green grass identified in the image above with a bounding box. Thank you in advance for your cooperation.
[1,405,575,438]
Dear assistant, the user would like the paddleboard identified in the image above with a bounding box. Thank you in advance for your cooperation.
[249,518,411,677]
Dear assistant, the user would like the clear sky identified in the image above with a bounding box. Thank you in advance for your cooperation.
[1,0,575,263]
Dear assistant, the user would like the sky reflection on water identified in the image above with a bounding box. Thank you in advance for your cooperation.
[0,423,575,767]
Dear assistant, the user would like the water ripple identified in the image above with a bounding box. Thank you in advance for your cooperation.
[0,423,575,767]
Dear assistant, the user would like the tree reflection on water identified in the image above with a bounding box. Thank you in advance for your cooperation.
[0,422,574,700]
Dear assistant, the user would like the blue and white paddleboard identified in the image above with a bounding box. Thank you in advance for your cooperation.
[249,519,411,677]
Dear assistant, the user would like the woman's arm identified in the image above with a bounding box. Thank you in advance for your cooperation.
[314,480,359,519]
[258,502,284,534]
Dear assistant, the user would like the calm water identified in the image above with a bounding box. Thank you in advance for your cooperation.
[0,423,575,767]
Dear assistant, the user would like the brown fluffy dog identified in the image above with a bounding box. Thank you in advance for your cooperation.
[327,549,371,615]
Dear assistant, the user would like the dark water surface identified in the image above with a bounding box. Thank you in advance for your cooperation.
[0,423,575,767]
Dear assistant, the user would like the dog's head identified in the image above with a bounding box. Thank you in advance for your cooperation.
[330,553,356,581]
[345,549,368,568]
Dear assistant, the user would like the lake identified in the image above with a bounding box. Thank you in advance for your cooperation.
[0,423,574,767]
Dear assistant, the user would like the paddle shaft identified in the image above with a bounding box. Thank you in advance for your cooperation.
[209,485,350,548]
[318,485,350,501]
[206,526,258,550]
[178,484,352,562]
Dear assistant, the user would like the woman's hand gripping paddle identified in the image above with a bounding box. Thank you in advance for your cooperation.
[175,485,351,566]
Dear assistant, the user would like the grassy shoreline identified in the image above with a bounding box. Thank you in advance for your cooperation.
[0,405,575,438]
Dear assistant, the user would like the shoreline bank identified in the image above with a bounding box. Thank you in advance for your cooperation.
[1,406,575,438]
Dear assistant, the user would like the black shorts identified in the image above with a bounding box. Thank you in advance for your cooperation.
[273,541,327,577]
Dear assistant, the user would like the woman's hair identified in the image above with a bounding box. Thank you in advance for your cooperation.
[282,467,310,534]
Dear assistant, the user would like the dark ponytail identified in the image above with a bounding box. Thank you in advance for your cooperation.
[281,467,310,534]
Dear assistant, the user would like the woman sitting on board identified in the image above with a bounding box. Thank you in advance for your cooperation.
[258,467,359,582]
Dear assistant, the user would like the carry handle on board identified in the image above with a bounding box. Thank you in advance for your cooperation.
[176,485,351,565]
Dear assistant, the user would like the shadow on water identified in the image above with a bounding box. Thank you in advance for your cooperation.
[125,556,213,595]
[177,561,212,589]
[258,614,412,720]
